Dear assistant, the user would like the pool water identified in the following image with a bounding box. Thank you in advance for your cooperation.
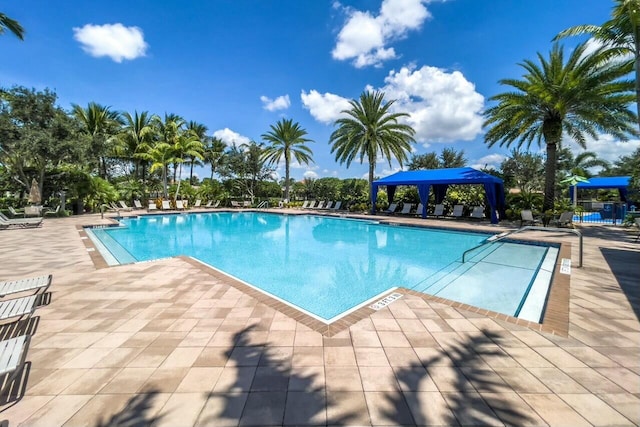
[87,212,557,323]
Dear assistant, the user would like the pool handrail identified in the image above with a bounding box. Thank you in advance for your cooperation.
[462,226,583,267]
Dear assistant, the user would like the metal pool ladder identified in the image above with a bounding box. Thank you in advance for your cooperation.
[462,226,583,267]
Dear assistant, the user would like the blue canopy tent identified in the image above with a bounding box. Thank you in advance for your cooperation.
[371,167,506,224]
[572,176,631,203]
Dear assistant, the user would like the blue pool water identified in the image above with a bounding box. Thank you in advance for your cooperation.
[87,212,557,322]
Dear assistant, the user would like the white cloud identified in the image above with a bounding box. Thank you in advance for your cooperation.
[212,128,251,147]
[564,133,640,164]
[332,0,432,68]
[303,170,319,179]
[377,65,485,143]
[73,23,148,62]
[301,90,352,124]
[471,154,506,170]
[260,94,291,111]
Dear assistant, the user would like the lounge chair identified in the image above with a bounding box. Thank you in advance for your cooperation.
[243,201,251,208]
[24,206,42,217]
[470,206,484,220]
[323,201,334,210]
[399,203,413,215]
[301,200,310,209]
[118,201,133,211]
[451,205,464,218]
[183,200,188,209]
[231,201,241,208]
[0,295,39,322]
[175,200,185,210]
[0,214,43,229]
[415,203,424,216]
[161,200,171,210]
[193,199,202,208]
[432,204,445,217]
[148,202,158,212]
[0,274,52,299]
[212,200,221,208]
[0,334,32,395]
[553,211,574,228]
[204,200,213,208]
[635,218,640,242]
[133,200,143,209]
[384,203,398,214]
[43,205,60,217]
[330,201,342,211]
[520,209,541,226]
[304,201,316,210]
[316,201,325,209]
[8,207,24,218]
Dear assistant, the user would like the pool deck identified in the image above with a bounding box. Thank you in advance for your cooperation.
[0,209,638,426]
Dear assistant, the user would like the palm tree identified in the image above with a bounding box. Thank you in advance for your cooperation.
[71,102,122,179]
[144,142,174,198]
[0,12,25,40]
[261,118,314,201]
[484,42,637,212]
[173,130,205,200]
[555,0,640,129]
[153,113,185,185]
[118,111,156,186]
[329,90,415,200]
[559,149,611,178]
[203,137,227,180]
[186,121,207,184]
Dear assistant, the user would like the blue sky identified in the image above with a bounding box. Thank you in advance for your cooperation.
[3,0,636,181]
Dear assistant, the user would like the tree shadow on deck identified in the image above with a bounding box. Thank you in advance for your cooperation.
[199,325,357,426]
[600,247,640,320]
[383,330,536,426]
[94,389,164,427]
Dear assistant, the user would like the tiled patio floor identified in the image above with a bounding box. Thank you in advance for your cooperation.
[0,211,638,426]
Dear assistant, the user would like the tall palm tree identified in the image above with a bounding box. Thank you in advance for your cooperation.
[173,131,205,199]
[71,102,122,179]
[118,111,156,185]
[555,0,640,129]
[0,12,24,40]
[484,42,637,212]
[329,90,415,201]
[261,118,314,201]
[186,121,207,184]
[204,137,227,180]
[144,142,174,198]
[153,113,185,185]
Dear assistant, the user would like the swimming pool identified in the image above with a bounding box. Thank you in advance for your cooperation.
[86,212,558,323]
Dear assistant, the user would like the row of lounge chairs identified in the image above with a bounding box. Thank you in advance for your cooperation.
[301,200,343,211]
[108,199,222,213]
[520,209,574,228]
[0,274,52,397]
[383,203,485,220]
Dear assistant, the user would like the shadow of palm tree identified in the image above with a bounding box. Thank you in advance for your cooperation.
[94,388,163,427]
[200,325,357,426]
[600,247,640,320]
[384,330,536,426]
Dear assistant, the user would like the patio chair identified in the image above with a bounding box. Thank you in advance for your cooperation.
[183,200,188,209]
[301,200,310,209]
[432,204,445,217]
[520,209,541,226]
[415,203,424,216]
[0,334,32,395]
[231,201,241,208]
[0,295,39,322]
[323,201,334,210]
[0,214,43,229]
[451,205,464,218]
[384,203,398,214]
[118,201,133,211]
[330,201,342,211]
[24,206,43,217]
[175,200,185,210]
[204,200,213,208]
[0,274,52,299]
[161,200,171,210]
[8,207,24,218]
[133,200,143,209]
[193,199,202,208]
[243,201,251,208]
[212,200,221,208]
[316,201,325,209]
[552,211,574,228]
[470,206,484,220]
[148,202,158,212]
[399,203,413,215]
[44,205,60,217]
[304,201,316,209]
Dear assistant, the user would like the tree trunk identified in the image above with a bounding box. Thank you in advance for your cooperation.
[634,24,640,131]
[189,160,194,184]
[368,160,375,213]
[284,152,290,201]
[542,119,562,212]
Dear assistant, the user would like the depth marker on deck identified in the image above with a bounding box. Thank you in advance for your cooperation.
[370,293,403,310]
[559,258,571,275]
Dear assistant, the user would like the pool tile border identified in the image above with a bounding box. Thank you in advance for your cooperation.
[78,214,571,337]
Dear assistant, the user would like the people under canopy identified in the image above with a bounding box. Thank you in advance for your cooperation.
[371,167,507,224]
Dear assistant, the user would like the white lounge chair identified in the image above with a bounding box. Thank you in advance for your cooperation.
[384,203,398,214]
[148,202,158,212]
[330,201,342,211]
[243,201,251,208]
[161,200,171,210]
[304,201,316,209]
[193,199,202,208]
[44,205,61,217]
[451,205,464,218]
[175,200,185,210]
[399,203,413,215]
[301,200,310,209]
[323,201,334,210]
[118,201,133,211]
[0,275,51,299]
[520,209,541,226]
[231,201,241,208]
[0,295,39,322]
[470,206,484,220]
[8,207,24,218]
[0,214,43,229]
[133,200,143,209]
[316,201,325,209]
[212,200,221,208]
[0,335,32,394]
